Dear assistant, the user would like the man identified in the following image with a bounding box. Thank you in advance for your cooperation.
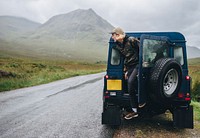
[110,27,146,120]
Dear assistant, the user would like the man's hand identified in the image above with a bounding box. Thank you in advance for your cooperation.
[125,71,128,80]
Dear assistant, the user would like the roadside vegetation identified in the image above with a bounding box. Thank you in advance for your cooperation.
[188,58,200,127]
[188,58,200,101]
[0,56,106,92]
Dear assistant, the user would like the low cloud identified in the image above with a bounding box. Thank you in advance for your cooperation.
[0,0,199,47]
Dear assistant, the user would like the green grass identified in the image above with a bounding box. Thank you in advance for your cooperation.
[191,101,200,121]
[0,56,106,92]
[191,101,200,129]
[188,57,200,101]
[188,58,200,127]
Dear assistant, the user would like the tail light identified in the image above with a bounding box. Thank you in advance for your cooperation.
[178,92,191,101]
[104,96,110,99]
[104,91,110,99]
[185,97,191,101]
[186,76,190,80]
[177,76,191,101]
[178,93,184,98]
[185,93,191,101]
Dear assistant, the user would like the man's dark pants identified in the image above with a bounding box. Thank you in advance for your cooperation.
[127,64,139,109]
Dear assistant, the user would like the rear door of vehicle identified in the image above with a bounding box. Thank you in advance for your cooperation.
[138,34,171,104]
[105,41,124,98]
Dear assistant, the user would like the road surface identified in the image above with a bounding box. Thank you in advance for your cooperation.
[0,72,115,138]
[1,72,199,138]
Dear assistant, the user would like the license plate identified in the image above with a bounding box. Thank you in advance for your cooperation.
[107,80,122,90]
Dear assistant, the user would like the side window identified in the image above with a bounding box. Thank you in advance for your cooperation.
[111,48,120,65]
[142,39,169,67]
[174,46,184,65]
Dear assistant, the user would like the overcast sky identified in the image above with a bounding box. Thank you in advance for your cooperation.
[0,0,200,48]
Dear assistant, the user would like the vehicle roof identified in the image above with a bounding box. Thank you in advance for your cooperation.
[109,32,185,43]
[126,32,185,42]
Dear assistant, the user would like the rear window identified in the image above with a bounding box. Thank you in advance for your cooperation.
[143,39,169,67]
[111,48,120,65]
[174,46,184,65]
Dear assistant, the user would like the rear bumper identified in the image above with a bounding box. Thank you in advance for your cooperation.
[104,95,192,109]
[104,95,130,108]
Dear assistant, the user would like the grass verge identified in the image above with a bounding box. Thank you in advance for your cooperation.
[191,101,200,129]
[188,58,200,128]
[0,56,106,92]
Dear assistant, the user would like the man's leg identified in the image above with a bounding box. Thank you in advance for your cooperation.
[128,67,138,109]
[124,67,138,120]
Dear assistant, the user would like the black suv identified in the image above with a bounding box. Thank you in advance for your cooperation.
[102,32,193,128]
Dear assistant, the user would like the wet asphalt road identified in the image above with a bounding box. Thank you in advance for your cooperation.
[0,73,115,138]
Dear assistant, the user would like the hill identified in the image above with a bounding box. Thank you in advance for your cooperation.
[188,57,200,65]
[0,9,114,62]
[31,9,113,42]
[187,46,200,59]
[0,16,41,40]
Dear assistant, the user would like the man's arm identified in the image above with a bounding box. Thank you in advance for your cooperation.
[129,37,140,48]
[113,43,127,56]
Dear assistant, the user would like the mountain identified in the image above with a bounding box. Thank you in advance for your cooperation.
[0,16,41,40]
[0,9,114,62]
[2,9,198,62]
[31,8,113,42]
[187,46,200,59]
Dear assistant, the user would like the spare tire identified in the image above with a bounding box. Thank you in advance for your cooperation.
[149,58,182,103]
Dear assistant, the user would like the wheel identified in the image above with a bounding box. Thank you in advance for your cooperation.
[149,58,182,103]
[163,68,179,97]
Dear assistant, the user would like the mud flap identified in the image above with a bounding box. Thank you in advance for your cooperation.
[102,106,121,126]
[173,106,194,128]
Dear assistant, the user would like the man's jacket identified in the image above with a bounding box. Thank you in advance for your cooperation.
[114,35,139,68]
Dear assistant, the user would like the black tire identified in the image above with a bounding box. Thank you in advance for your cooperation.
[149,58,182,103]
